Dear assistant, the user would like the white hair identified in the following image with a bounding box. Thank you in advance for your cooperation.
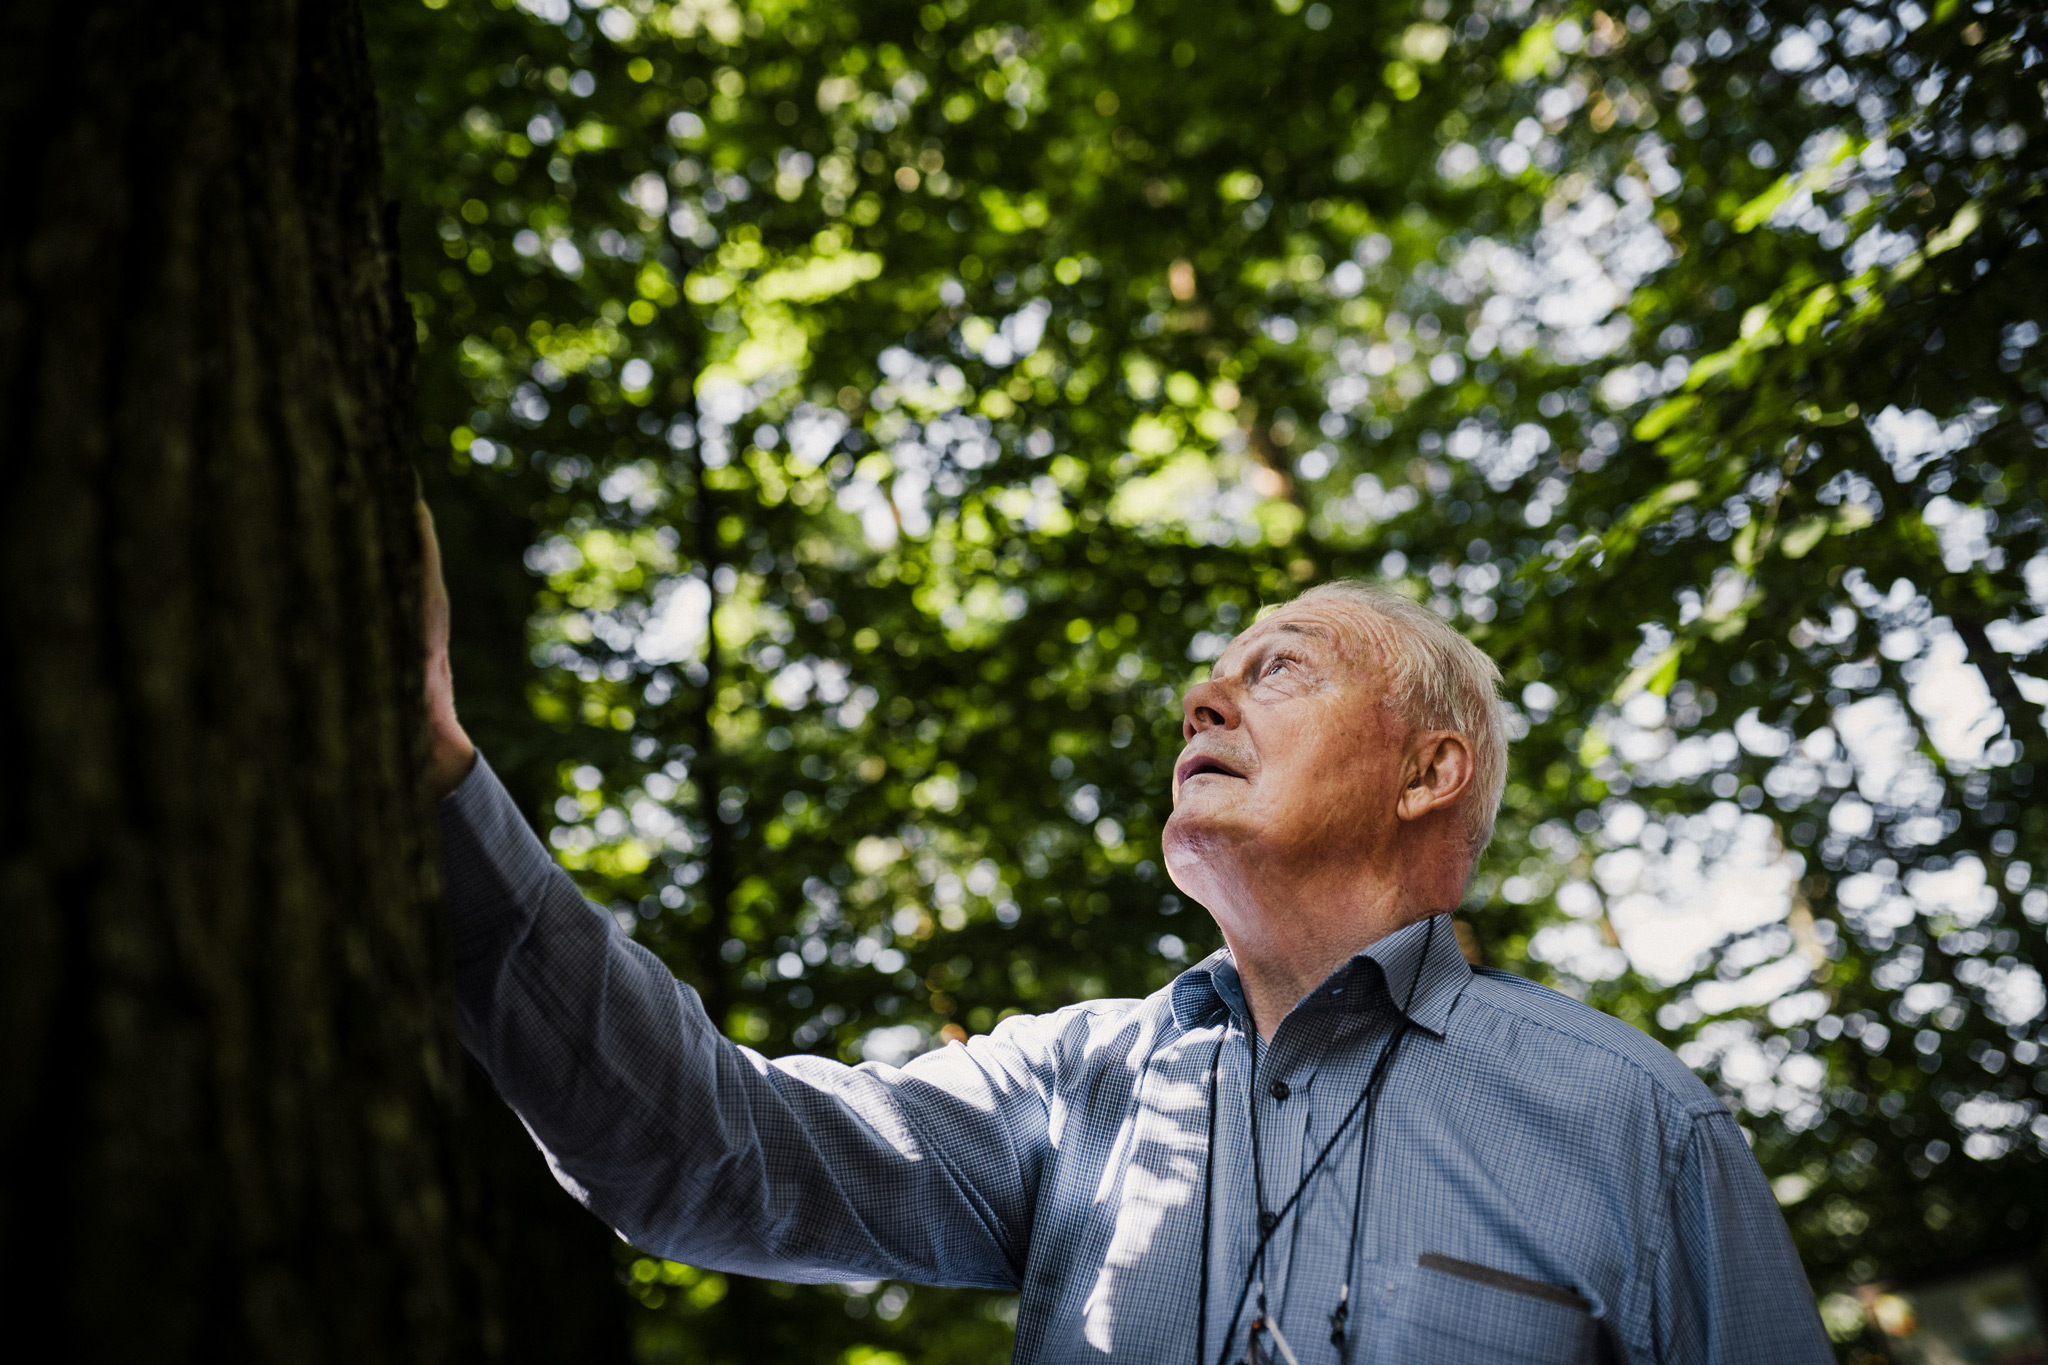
[1282,579,1508,857]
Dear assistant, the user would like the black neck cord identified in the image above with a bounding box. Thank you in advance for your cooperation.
[1198,916,1437,1365]
[1327,1011,1414,1351]
[1246,1023,1273,1330]
[1196,1032,1225,1365]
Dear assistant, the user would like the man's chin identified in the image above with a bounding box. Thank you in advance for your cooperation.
[1162,805,1254,867]
[1161,827,1241,914]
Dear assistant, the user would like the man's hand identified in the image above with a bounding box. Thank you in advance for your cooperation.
[419,499,477,800]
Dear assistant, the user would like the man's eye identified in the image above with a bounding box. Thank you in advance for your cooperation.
[1264,659,1289,677]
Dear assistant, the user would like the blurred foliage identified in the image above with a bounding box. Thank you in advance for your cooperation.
[369,0,2046,1357]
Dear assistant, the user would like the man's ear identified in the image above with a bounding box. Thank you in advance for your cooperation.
[1396,731,1475,823]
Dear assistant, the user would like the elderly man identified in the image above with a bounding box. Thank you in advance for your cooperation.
[422,526,1831,1364]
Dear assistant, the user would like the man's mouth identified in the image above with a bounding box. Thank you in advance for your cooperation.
[1175,755,1246,786]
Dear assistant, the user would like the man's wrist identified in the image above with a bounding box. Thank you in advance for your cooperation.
[427,729,478,802]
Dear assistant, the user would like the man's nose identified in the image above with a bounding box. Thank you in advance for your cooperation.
[1180,675,1239,739]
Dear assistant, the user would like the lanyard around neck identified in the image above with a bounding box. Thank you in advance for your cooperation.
[1197,915,1438,1365]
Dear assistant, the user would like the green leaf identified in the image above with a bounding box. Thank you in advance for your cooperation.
[1779,517,1829,559]
[1924,200,1983,257]
[1621,479,1701,530]
[1616,642,1683,700]
[1734,176,1800,233]
[1635,394,1699,441]
[1784,285,1837,345]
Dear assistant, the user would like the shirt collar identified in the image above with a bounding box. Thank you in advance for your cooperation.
[1170,913,1473,1038]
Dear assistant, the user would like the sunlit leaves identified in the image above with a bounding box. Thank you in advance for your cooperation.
[373,0,2048,1353]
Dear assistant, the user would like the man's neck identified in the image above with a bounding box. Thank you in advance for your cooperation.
[1214,878,1431,1041]
[1177,825,1473,1039]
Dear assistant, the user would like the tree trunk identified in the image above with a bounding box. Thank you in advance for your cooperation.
[0,1,477,1358]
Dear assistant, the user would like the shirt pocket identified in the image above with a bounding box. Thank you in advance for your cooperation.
[1364,1257,1601,1365]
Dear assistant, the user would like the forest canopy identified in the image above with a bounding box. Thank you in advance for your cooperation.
[367,0,2045,1358]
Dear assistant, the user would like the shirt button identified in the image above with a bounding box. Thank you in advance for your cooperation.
[1269,1079,1290,1101]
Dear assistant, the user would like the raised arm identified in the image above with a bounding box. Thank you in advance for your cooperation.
[417,501,1052,1287]
[438,757,1052,1286]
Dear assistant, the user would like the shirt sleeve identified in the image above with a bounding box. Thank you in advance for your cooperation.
[437,753,1055,1289]
[1649,1110,1834,1365]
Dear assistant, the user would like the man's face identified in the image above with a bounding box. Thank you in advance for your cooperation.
[1161,599,1412,900]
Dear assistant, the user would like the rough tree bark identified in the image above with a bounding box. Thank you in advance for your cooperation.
[0,1,480,1358]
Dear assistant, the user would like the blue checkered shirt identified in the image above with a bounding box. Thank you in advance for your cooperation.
[442,755,1831,1364]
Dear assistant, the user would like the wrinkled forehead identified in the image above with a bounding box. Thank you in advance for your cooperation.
[1213,599,1400,679]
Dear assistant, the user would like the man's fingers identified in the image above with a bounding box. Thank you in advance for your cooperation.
[416,496,477,797]
[417,497,451,652]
